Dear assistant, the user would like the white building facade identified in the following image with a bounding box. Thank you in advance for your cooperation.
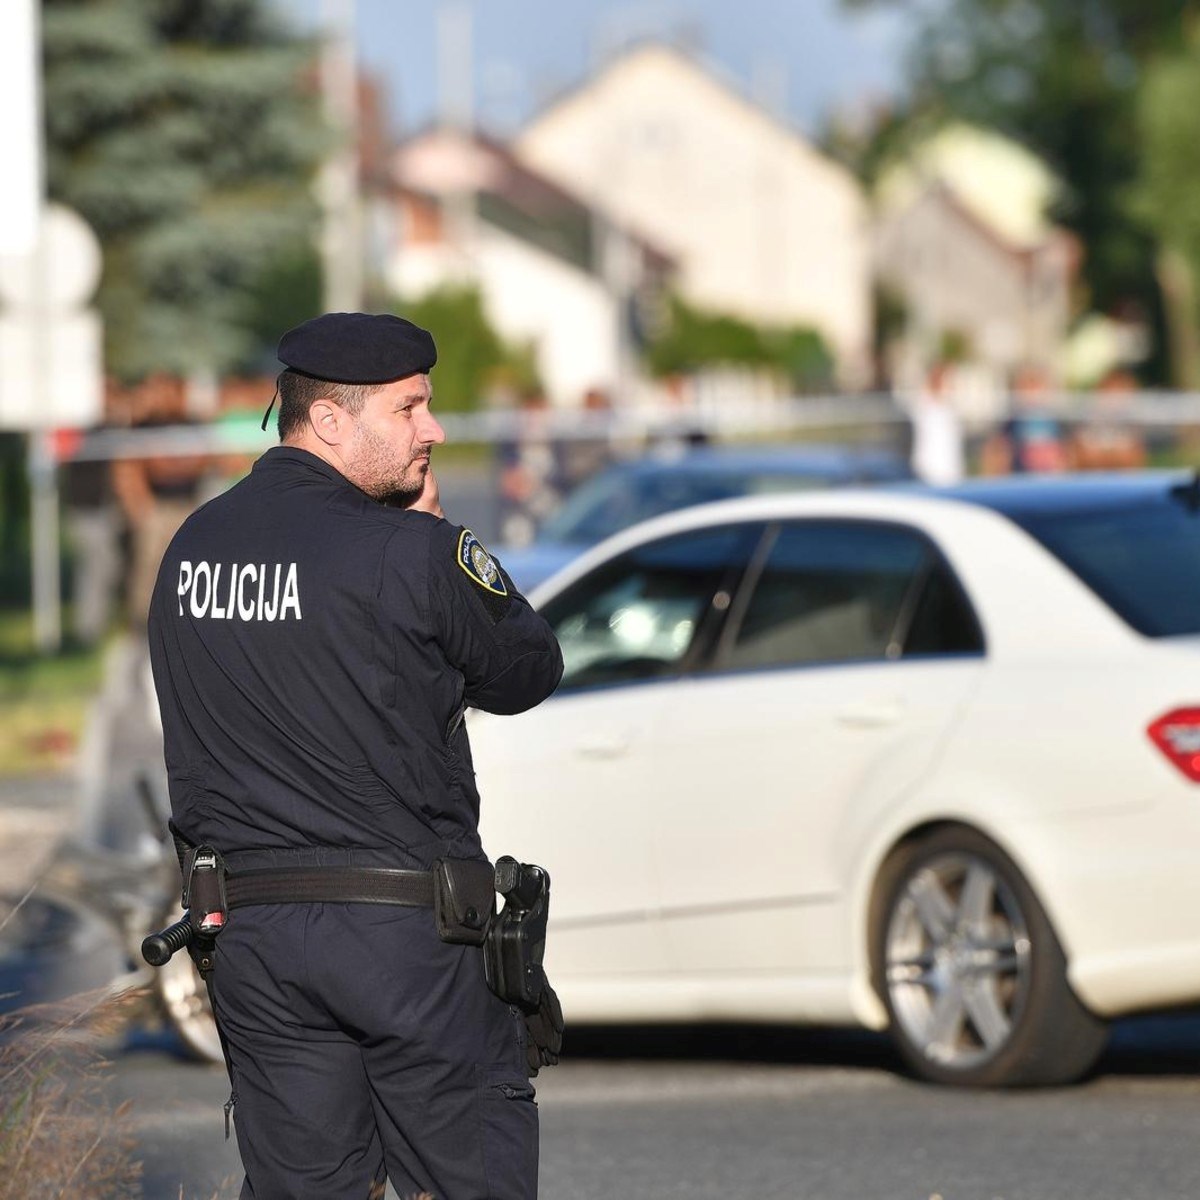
[515,43,874,386]
[388,129,668,407]
[873,124,1079,398]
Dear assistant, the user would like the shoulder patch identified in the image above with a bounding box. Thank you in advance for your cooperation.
[456,530,508,596]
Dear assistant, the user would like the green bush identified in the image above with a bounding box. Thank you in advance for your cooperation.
[645,294,834,390]
[395,286,541,411]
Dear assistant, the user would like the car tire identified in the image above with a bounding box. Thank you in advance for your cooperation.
[872,826,1108,1087]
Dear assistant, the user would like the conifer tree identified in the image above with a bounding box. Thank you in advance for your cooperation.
[42,0,327,379]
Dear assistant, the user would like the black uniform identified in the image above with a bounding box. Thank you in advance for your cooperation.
[148,445,563,1200]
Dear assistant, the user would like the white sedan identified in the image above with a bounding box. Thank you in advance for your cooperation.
[473,472,1200,1086]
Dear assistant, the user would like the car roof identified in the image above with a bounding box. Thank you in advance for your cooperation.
[923,470,1191,516]
[608,444,909,478]
[545,472,1190,544]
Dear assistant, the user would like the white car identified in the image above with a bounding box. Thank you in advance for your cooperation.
[473,472,1200,1086]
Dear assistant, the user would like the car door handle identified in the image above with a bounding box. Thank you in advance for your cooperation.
[573,731,632,759]
[835,702,904,728]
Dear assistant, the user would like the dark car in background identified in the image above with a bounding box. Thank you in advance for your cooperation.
[499,443,912,591]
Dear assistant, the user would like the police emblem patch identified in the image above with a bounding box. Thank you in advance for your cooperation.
[456,530,508,596]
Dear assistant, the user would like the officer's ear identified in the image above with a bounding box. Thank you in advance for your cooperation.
[309,398,347,447]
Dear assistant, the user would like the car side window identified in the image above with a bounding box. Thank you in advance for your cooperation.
[900,560,985,657]
[542,524,762,690]
[722,521,929,670]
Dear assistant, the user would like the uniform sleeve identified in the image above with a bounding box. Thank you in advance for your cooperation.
[426,522,564,715]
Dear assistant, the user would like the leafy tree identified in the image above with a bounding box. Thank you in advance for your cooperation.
[1131,28,1200,386]
[646,295,834,390]
[844,0,1194,379]
[42,0,328,379]
[396,286,541,411]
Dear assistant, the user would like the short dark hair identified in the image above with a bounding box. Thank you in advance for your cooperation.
[276,370,377,441]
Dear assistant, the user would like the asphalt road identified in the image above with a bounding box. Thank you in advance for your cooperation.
[104,1014,1200,1200]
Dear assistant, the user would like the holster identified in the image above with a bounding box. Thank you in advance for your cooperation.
[432,857,496,946]
[484,856,564,1075]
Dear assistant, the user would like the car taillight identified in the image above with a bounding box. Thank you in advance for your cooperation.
[1148,709,1200,782]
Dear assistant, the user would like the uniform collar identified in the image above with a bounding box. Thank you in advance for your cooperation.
[254,445,355,489]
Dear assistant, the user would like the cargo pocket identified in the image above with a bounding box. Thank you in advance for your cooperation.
[477,1064,538,1200]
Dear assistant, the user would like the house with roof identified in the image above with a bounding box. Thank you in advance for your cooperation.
[386,126,671,406]
[514,42,874,387]
[873,124,1080,395]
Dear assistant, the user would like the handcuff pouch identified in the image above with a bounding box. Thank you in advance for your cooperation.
[433,857,495,946]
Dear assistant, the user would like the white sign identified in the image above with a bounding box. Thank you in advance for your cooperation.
[0,204,104,430]
[0,205,103,313]
[0,312,103,430]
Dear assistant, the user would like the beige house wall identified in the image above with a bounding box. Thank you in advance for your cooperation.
[875,188,1074,386]
[516,45,873,386]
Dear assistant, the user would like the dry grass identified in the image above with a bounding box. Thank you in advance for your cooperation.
[0,944,445,1200]
[0,988,143,1200]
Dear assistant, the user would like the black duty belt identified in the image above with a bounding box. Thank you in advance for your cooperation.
[224,866,434,909]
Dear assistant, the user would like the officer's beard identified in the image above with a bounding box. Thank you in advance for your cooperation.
[380,472,426,508]
[346,421,430,507]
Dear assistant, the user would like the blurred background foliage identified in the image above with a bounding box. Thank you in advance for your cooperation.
[42,0,327,380]
[839,0,1200,385]
[646,295,834,391]
[395,285,543,410]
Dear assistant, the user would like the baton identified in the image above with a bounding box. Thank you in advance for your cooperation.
[142,916,194,966]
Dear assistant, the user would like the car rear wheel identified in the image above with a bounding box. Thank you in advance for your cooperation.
[873,827,1108,1087]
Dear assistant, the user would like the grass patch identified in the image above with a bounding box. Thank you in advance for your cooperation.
[0,609,106,776]
[0,988,143,1200]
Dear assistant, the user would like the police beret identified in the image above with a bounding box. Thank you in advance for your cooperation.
[277,312,437,383]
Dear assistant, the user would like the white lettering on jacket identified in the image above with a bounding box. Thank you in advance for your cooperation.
[178,561,302,621]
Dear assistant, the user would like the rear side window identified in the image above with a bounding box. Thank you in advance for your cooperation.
[901,561,985,657]
[1008,493,1200,637]
[723,522,926,669]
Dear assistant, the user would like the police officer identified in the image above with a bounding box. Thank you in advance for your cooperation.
[148,312,564,1200]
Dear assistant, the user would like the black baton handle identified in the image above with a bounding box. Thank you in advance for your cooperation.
[142,917,194,966]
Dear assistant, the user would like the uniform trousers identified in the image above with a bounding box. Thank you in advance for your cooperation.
[212,882,537,1200]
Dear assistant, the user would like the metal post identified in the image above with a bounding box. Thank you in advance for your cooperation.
[438,1,476,278]
[319,0,363,312]
[29,428,61,653]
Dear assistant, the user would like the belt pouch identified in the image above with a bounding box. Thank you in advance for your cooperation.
[433,858,495,945]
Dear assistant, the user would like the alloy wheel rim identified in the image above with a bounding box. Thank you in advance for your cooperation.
[885,851,1032,1071]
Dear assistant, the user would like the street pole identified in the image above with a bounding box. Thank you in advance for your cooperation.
[23,0,60,653]
[28,426,61,653]
[438,1,476,278]
[319,0,363,313]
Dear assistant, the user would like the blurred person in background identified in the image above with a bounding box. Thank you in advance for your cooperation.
[906,361,965,486]
[62,428,122,647]
[980,365,1070,475]
[1070,369,1147,471]
[650,371,712,457]
[111,376,212,627]
[558,386,617,493]
[496,389,566,546]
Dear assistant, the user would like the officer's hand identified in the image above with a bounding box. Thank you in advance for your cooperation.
[404,463,444,518]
